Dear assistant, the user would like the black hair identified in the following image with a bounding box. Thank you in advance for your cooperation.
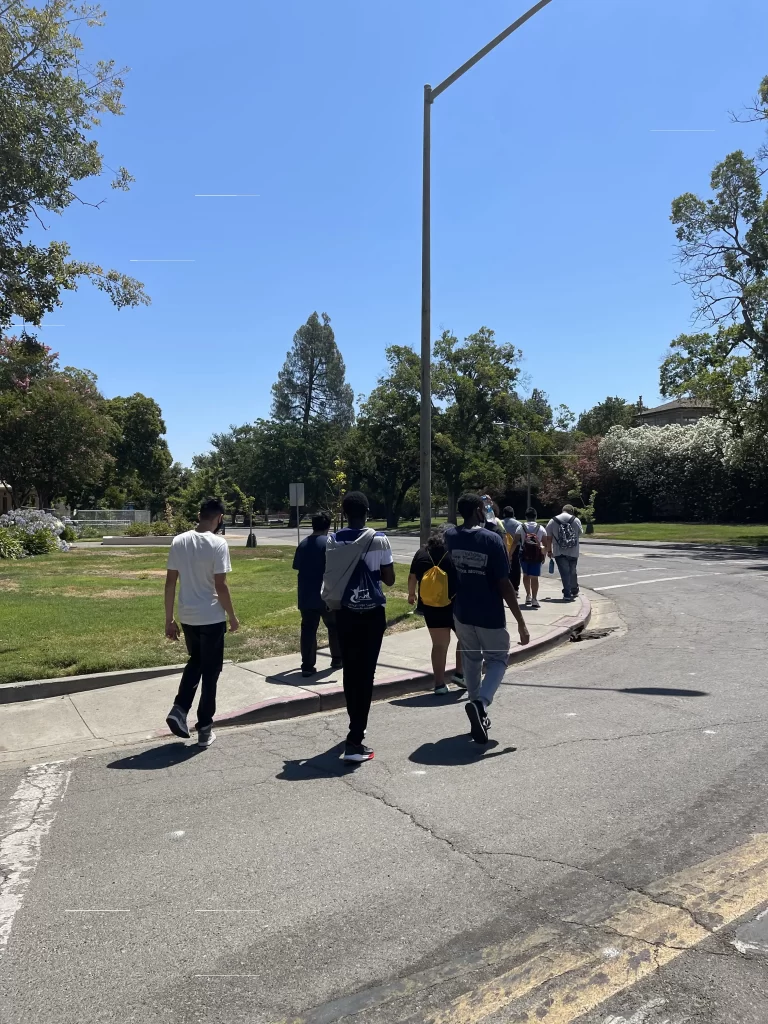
[457,492,484,520]
[311,512,332,532]
[200,497,225,519]
[426,524,448,550]
[525,506,538,519]
[503,506,514,518]
[342,490,369,519]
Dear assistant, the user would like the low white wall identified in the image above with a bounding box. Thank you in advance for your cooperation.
[101,536,173,546]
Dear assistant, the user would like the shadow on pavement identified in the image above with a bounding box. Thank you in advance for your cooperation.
[502,681,708,698]
[276,742,358,781]
[390,691,466,709]
[107,741,205,770]
[410,735,516,766]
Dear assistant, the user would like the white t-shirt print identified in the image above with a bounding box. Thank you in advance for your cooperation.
[167,530,231,625]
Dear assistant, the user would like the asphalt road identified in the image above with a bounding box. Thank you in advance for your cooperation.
[3,542,768,1024]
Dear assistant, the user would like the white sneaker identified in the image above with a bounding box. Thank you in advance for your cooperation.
[531,598,540,609]
[197,728,216,748]
[523,597,532,608]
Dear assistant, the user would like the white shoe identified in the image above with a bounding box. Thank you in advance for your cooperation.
[197,728,216,748]
[531,598,540,609]
[523,597,532,608]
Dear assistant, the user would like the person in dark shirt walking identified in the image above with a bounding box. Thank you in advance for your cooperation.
[445,493,529,744]
[293,512,342,677]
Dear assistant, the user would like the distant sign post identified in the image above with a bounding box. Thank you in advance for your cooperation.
[289,483,304,545]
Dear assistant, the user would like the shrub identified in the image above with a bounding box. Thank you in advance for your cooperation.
[124,522,153,537]
[0,527,24,559]
[22,528,59,555]
[61,525,77,543]
[0,509,68,554]
[150,520,172,536]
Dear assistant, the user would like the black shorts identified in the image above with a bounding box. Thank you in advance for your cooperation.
[421,603,455,630]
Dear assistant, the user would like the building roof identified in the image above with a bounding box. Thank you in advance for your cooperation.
[637,398,715,417]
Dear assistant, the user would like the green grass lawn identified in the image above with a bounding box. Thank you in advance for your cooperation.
[0,546,417,684]
[590,522,768,546]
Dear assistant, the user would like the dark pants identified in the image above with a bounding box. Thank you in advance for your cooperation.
[300,607,341,670]
[336,606,387,745]
[555,555,579,598]
[174,621,226,730]
[509,548,521,591]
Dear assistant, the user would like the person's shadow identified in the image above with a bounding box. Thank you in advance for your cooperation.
[107,742,205,770]
[276,742,362,781]
[410,734,516,767]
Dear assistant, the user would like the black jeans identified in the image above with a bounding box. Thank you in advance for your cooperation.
[509,548,521,591]
[300,608,342,670]
[336,606,387,745]
[174,621,226,730]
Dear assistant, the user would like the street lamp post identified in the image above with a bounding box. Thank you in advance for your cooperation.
[419,0,554,545]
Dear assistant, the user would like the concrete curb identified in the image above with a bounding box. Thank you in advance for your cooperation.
[164,596,593,734]
[1,664,190,704]
[580,538,768,554]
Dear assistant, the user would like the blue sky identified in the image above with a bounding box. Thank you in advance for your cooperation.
[27,0,768,464]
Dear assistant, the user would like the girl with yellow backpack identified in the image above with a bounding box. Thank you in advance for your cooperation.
[407,525,464,695]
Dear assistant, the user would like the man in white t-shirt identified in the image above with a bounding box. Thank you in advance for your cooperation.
[514,508,547,609]
[545,503,583,601]
[164,497,239,747]
[322,491,394,764]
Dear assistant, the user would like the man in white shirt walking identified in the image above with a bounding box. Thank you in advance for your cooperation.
[545,503,583,601]
[164,497,239,747]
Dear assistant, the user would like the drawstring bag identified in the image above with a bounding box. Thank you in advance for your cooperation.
[341,533,386,612]
[419,551,451,608]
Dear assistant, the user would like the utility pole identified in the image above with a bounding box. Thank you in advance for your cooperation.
[526,431,532,509]
[418,0,554,545]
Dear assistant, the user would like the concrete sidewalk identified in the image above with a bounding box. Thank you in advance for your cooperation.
[0,578,589,763]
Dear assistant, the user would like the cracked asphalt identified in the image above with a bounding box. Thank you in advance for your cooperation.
[2,542,768,1023]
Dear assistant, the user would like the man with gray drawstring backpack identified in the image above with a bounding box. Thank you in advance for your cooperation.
[545,503,583,602]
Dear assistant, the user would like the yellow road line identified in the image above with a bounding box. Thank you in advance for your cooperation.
[420,833,768,1024]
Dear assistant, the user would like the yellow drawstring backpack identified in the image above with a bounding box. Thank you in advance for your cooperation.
[419,551,451,607]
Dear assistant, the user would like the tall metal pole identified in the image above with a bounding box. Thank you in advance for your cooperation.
[417,0,553,547]
[526,431,532,510]
[419,84,432,546]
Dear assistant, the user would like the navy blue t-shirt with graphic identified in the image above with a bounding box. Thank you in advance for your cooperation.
[444,525,509,629]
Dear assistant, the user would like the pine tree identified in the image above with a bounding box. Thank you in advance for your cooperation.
[271,312,354,431]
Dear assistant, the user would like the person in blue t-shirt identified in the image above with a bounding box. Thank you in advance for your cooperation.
[293,512,342,677]
[445,493,530,744]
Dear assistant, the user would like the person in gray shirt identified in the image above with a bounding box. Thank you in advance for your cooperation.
[545,503,583,601]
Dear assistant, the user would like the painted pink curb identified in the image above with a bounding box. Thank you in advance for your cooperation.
[204,595,591,732]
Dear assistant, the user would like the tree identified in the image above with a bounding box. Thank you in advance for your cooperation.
[271,312,354,431]
[0,1,149,328]
[346,345,421,529]
[104,394,172,511]
[577,396,638,436]
[659,326,767,432]
[432,327,524,520]
[0,366,115,507]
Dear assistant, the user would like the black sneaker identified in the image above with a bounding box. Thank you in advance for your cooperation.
[330,659,343,670]
[301,668,317,678]
[342,743,374,763]
[166,705,190,739]
[465,700,489,744]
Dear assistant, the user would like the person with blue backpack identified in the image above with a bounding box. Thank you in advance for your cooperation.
[321,491,395,763]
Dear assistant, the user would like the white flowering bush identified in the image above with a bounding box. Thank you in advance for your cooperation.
[0,509,69,556]
[598,418,734,519]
